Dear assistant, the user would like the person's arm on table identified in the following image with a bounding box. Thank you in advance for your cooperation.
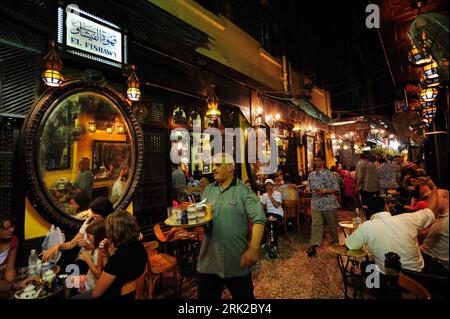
[345,225,367,250]
[41,232,84,261]
[91,271,116,298]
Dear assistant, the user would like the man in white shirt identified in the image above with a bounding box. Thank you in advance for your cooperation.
[421,189,449,276]
[262,179,283,258]
[345,179,438,274]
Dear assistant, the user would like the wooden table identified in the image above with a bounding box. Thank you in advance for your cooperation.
[329,244,368,299]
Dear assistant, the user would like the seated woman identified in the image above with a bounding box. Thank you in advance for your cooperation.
[73,210,147,299]
[0,214,18,293]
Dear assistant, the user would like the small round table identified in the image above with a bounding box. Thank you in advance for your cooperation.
[329,244,368,299]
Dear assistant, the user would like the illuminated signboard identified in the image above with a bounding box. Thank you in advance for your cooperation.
[57,4,127,67]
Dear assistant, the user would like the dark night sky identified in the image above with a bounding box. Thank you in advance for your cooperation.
[217,0,398,119]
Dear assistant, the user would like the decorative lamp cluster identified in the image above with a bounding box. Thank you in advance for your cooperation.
[88,122,97,133]
[42,41,64,87]
[420,87,438,102]
[126,65,141,102]
[408,45,432,66]
[205,84,221,120]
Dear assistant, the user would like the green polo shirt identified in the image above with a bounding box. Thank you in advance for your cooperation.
[197,178,265,278]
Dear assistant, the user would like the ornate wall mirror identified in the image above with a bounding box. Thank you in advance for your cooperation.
[21,73,143,231]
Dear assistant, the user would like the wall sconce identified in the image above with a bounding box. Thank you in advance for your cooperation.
[42,41,63,87]
[423,61,439,79]
[88,122,97,133]
[254,106,263,127]
[275,114,281,121]
[408,45,432,66]
[205,84,221,120]
[116,123,125,135]
[420,87,438,102]
[126,65,141,102]
[106,125,114,134]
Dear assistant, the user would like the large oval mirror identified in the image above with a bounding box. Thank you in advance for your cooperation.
[21,77,143,231]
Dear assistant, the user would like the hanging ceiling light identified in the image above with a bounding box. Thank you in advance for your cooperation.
[419,74,440,88]
[408,45,432,66]
[423,61,439,79]
[205,84,221,120]
[422,106,437,120]
[42,41,64,87]
[106,124,114,134]
[420,87,438,102]
[126,65,141,101]
[88,122,97,133]
[116,123,125,135]
[419,100,435,109]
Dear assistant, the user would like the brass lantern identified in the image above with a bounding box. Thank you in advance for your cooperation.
[419,101,435,110]
[420,88,438,102]
[116,123,125,135]
[408,45,432,66]
[88,122,97,133]
[205,84,221,120]
[106,124,114,134]
[126,65,141,101]
[422,106,437,120]
[423,61,439,79]
[42,41,64,87]
[419,74,440,88]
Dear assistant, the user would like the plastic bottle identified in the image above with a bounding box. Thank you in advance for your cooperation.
[28,249,38,275]
[354,208,361,226]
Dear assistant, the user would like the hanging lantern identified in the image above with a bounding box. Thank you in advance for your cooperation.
[116,123,125,135]
[106,125,114,134]
[126,65,141,101]
[422,106,437,120]
[205,84,221,120]
[419,100,435,109]
[88,122,97,133]
[408,45,432,66]
[420,87,438,102]
[42,41,64,87]
[423,61,439,79]
[419,73,440,88]
[293,123,301,132]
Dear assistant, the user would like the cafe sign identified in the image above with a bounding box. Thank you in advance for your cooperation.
[57,4,126,67]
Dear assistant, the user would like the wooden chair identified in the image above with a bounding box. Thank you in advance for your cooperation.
[120,265,148,299]
[399,273,432,299]
[283,199,300,234]
[143,241,178,299]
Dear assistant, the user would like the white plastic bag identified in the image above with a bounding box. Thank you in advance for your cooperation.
[41,225,66,263]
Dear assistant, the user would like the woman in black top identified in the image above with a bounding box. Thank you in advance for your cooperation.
[91,210,147,299]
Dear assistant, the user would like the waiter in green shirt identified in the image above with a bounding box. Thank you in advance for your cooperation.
[197,153,266,299]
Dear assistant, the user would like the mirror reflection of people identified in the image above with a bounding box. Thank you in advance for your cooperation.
[0,214,17,293]
[110,166,129,205]
[74,157,94,200]
[69,190,90,218]
[108,154,126,180]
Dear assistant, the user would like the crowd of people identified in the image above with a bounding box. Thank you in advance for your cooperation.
[1,150,448,300]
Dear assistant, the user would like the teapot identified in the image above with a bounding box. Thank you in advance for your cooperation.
[18,284,43,299]
[42,269,56,283]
